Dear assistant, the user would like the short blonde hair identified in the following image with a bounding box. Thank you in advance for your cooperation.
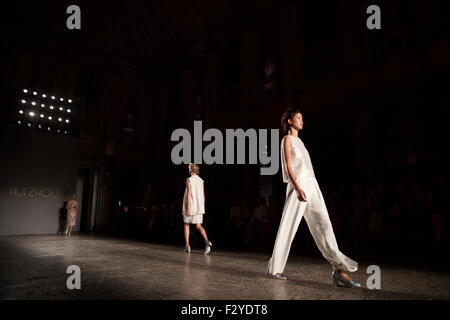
[189,163,200,174]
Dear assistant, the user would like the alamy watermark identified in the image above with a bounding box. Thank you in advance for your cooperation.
[65,5,380,31]
[367,5,381,30]
[171,121,280,176]
[366,265,381,290]
[66,265,81,290]
[66,5,81,30]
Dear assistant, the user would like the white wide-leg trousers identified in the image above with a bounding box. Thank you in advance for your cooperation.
[267,176,358,275]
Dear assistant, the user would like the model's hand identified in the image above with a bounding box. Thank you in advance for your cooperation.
[186,208,191,216]
[296,187,307,202]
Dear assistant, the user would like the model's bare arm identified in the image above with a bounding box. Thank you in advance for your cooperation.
[284,138,299,188]
[284,137,307,202]
[186,179,192,216]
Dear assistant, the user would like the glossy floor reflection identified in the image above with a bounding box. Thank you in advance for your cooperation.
[1,235,449,300]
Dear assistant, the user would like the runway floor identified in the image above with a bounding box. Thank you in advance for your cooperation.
[1,235,449,300]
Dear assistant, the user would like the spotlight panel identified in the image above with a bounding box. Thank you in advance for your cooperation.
[14,87,78,137]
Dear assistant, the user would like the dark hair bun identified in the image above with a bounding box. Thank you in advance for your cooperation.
[281,107,302,134]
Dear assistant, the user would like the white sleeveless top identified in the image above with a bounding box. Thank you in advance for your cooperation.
[280,135,315,183]
[182,175,205,215]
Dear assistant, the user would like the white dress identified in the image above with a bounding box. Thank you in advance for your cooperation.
[182,175,205,224]
[267,135,358,275]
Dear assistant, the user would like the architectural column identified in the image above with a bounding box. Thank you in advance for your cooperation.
[2,49,31,87]
[280,5,304,95]
[66,64,79,97]
[137,83,154,158]
[181,68,196,128]
[338,0,372,69]
[54,63,66,94]
[415,0,442,47]
[102,75,115,137]
[157,84,168,160]
[241,29,263,109]
[204,53,220,125]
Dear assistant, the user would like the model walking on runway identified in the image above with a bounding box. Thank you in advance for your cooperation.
[65,194,78,236]
[267,107,360,288]
[182,163,213,255]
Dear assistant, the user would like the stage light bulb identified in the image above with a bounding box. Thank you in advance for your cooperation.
[18,120,21,124]
[51,96,55,100]
[58,129,61,133]
[50,106,54,110]
[64,131,67,134]
[38,125,42,128]
[47,127,50,131]
[40,114,44,118]
[66,119,70,123]
[32,102,36,106]
[23,89,28,93]
[59,107,63,111]
[33,92,37,96]
[19,110,24,114]
[60,98,64,101]
[42,94,46,98]
[58,118,62,122]
[28,123,31,127]
[21,100,26,104]
[41,104,45,108]
[48,116,52,120]
[29,112,35,117]
[68,99,72,103]
[67,109,71,113]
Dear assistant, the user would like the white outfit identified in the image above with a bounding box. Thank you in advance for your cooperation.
[267,135,358,275]
[182,175,205,224]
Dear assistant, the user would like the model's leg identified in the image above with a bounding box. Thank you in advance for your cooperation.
[195,224,209,243]
[184,223,190,248]
[303,178,358,273]
[267,182,309,276]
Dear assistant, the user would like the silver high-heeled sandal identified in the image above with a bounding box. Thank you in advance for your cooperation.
[273,273,288,280]
[204,241,212,255]
[332,271,361,288]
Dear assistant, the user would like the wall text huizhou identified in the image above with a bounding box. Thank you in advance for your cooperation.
[8,186,59,199]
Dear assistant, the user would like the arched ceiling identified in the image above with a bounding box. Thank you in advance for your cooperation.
[7,0,289,70]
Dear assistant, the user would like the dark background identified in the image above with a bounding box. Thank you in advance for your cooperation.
[0,127,79,235]
[1,0,449,265]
